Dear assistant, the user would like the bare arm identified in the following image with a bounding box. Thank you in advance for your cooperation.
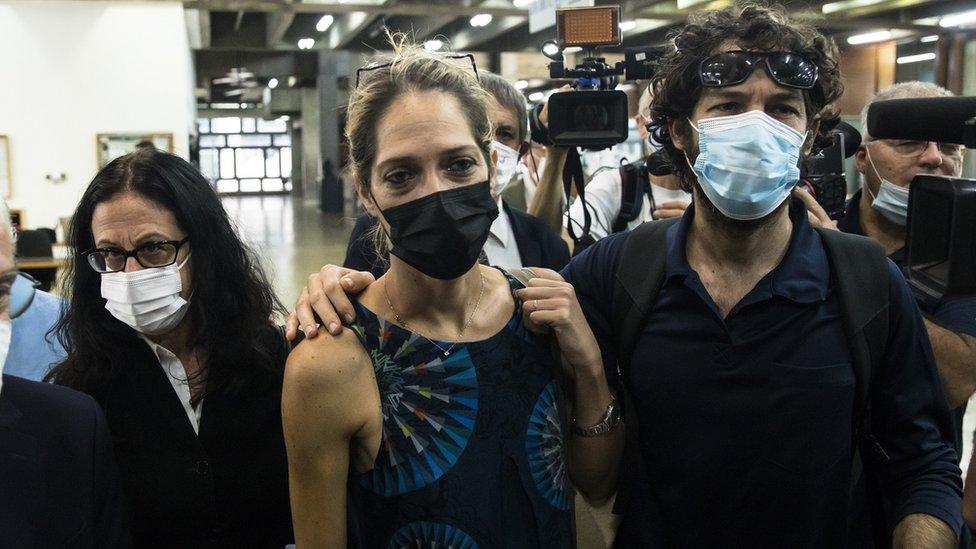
[516,268,624,502]
[892,513,956,549]
[282,331,376,548]
[528,146,569,234]
[924,319,976,409]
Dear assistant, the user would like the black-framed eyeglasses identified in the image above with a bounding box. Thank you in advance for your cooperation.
[0,270,41,319]
[355,53,480,88]
[699,51,819,90]
[85,237,190,273]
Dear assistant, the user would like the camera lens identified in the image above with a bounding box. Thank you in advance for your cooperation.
[572,104,609,132]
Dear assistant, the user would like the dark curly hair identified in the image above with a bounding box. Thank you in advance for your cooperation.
[647,3,843,191]
[47,148,286,401]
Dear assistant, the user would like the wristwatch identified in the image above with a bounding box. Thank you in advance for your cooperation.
[571,395,621,437]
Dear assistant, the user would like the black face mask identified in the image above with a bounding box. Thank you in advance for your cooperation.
[377,181,498,280]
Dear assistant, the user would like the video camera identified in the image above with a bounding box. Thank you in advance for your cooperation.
[529,6,666,150]
[799,121,861,220]
[866,95,976,299]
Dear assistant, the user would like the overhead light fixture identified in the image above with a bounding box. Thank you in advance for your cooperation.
[619,20,638,32]
[821,0,884,14]
[513,0,533,6]
[940,9,976,28]
[542,41,561,58]
[896,52,937,64]
[288,76,298,87]
[268,78,279,89]
[920,35,939,43]
[563,46,582,53]
[847,30,892,45]
[470,13,493,27]
[279,115,291,122]
[297,38,315,50]
[515,80,529,90]
[316,15,334,32]
[424,39,443,51]
[240,103,248,109]
[528,92,545,102]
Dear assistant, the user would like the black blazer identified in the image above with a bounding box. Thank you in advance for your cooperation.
[75,329,293,548]
[0,375,129,547]
[343,202,570,278]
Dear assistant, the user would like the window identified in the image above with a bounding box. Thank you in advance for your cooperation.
[195,116,293,194]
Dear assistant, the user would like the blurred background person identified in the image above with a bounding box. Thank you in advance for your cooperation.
[47,149,293,548]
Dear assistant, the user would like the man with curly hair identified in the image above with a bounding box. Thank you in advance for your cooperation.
[560,4,963,546]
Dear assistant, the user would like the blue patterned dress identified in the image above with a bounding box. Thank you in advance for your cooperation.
[346,273,573,548]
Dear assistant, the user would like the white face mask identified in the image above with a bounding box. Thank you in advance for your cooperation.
[0,319,11,397]
[101,253,192,335]
[492,140,520,197]
[865,145,910,226]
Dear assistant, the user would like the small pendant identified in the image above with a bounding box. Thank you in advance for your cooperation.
[443,350,451,357]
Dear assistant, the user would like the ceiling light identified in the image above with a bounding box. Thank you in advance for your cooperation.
[515,80,529,90]
[288,76,298,87]
[896,52,936,64]
[528,92,545,102]
[847,30,892,45]
[619,20,638,32]
[470,13,493,27]
[279,115,290,121]
[316,15,334,32]
[297,38,315,50]
[424,39,443,51]
[268,78,279,89]
[940,9,976,28]
[563,46,582,53]
[821,0,884,14]
[920,35,939,43]
[513,0,533,6]
[240,103,248,109]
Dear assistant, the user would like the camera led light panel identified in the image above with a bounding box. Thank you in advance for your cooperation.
[556,6,621,48]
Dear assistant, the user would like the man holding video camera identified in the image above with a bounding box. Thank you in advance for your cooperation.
[840,82,976,535]
[562,5,962,546]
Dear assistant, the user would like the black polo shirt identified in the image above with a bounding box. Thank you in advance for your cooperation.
[564,198,962,546]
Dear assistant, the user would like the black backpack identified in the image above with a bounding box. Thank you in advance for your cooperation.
[609,218,892,545]
[612,161,651,234]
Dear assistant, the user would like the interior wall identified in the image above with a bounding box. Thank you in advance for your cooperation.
[0,1,194,229]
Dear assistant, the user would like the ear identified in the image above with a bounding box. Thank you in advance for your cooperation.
[356,181,380,217]
[669,118,690,153]
[853,144,868,176]
[802,118,822,156]
[489,147,498,179]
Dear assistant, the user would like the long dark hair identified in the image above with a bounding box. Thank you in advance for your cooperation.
[47,148,285,398]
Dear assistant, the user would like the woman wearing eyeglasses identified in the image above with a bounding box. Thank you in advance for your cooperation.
[283,40,618,549]
[47,148,294,547]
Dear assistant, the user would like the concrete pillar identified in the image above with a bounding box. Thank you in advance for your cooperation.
[316,50,351,212]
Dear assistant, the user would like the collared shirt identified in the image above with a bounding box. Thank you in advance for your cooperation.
[840,189,976,456]
[138,335,202,435]
[563,198,962,545]
[484,198,523,269]
[4,290,67,381]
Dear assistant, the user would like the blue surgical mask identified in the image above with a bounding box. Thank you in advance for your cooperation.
[864,144,909,226]
[685,110,806,221]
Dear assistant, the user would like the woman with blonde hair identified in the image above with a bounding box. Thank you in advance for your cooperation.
[282,40,621,548]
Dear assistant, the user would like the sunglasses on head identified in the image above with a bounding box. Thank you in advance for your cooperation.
[699,51,819,90]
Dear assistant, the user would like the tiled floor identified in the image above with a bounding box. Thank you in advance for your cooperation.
[221,194,353,314]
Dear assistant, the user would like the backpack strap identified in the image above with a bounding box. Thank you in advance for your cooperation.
[613,162,650,234]
[816,228,891,548]
[815,229,890,450]
[612,218,680,370]
[609,218,678,514]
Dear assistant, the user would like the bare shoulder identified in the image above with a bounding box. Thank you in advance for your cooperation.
[284,328,374,408]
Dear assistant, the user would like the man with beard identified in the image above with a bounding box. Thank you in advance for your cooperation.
[561,5,961,547]
[284,5,962,546]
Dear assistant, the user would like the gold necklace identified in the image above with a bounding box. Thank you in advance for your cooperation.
[383,268,486,357]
